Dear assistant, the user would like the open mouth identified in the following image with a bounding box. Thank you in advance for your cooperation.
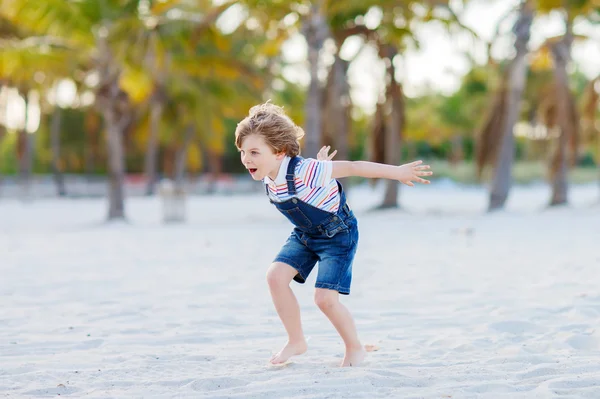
[248,168,258,175]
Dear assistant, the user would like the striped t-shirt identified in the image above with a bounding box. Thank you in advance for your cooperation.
[263,156,341,213]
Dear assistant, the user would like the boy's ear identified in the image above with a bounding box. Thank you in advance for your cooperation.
[276,152,286,160]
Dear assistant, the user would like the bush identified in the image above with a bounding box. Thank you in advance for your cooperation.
[576,152,597,168]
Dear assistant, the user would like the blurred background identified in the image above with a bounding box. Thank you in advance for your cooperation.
[0,0,598,220]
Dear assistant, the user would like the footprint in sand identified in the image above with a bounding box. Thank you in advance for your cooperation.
[367,373,429,389]
[368,369,409,379]
[549,379,600,389]
[488,320,541,334]
[24,385,79,396]
[516,366,560,380]
[565,333,599,350]
[183,354,216,362]
[156,378,195,387]
[74,338,104,350]
[558,323,593,333]
[189,377,249,391]
[464,383,522,394]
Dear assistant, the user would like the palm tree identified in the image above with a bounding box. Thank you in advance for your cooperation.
[1,0,138,218]
[378,45,404,209]
[547,28,576,206]
[46,86,67,196]
[301,1,330,158]
[477,0,597,210]
[242,0,380,158]
[544,1,598,206]
[1,0,247,220]
[139,0,240,196]
[476,0,534,211]
[0,13,74,198]
[369,1,478,208]
[580,74,599,200]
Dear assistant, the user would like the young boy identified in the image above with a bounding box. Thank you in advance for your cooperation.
[235,102,432,367]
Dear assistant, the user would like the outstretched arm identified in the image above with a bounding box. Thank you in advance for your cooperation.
[332,160,432,186]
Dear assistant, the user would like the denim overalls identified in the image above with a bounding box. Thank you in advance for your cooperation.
[268,156,359,295]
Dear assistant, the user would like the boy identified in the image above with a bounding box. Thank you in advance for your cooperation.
[235,102,432,367]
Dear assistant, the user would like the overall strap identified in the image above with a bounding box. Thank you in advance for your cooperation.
[286,156,303,195]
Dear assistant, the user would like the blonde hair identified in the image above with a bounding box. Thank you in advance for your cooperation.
[235,102,304,156]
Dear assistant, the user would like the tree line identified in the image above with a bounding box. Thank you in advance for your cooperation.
[0,0,598,219]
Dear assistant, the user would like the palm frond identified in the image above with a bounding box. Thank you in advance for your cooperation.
[0,0,94,46]
[0,38,80,85]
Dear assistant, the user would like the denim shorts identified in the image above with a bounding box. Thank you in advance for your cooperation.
[273,216,359,295]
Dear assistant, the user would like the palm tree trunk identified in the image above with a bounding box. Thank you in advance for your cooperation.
[380,46,403,209]
[102,108,127,219]
[302,1,328,157]
[548,21,574,207]
[97,35,128,220]
[50,107,66,196]
[84,109,99,181]
[488,1,533,211]
[329,53,351,188]
[208,149,223,180]
[17,90,32,201]
[174,124,195,190]
[450,134,463,166]
[160,125,193,224]
[143,36,168,196]
[144,98,163,195]
[0,84,5,193]
[585,76,600,201]
[380,81,403,208]
[0,125,5,192]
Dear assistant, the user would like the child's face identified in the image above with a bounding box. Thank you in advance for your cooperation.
[239,134,285,181]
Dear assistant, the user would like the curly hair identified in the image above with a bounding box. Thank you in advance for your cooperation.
[235,102,305,156]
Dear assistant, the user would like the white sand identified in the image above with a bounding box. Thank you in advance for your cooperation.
[1,181,600,398]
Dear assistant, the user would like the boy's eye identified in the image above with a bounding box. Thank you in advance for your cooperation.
[251,151,259,155]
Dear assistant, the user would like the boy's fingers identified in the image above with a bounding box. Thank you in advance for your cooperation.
[328,150,337,160]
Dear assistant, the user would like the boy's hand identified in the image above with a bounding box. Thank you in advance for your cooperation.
[317,145,337,161]
[396,160,432,186]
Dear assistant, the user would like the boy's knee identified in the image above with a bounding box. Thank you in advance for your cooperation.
[266,262,296,288]
[314,290,337,310]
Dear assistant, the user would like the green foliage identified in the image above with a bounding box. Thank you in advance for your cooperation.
[0,132,18,174]
[0,0,598,187]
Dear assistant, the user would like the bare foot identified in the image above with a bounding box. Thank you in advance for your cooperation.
[341,344,378,367]
[341,347,366,367]
[270,340,307,364]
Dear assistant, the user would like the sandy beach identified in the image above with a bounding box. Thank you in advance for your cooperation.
[1,181,599,398]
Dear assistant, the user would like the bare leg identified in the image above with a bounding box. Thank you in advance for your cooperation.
[266,262,308,364]
[314,288,365,367]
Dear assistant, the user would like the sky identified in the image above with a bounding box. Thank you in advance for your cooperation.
[1,0,599,131]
